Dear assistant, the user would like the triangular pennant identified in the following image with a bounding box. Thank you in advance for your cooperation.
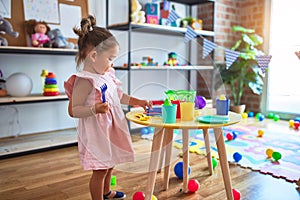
[225,49,240,69]
[295,51,300,60]
[256,55,272,73]
[167,9,181,24]
[184,26,197,43]
[202,38,217,59]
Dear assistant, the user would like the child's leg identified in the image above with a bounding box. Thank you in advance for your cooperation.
[104,168,113,194]
[90,169,108,200]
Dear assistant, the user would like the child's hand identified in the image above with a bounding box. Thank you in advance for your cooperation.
[95,102,109,113]
[138,100,153,111]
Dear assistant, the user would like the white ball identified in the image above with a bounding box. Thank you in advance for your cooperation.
[6,73,33,97]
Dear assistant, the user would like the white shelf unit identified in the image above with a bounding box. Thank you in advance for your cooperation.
[105,0,216,131]
[0,46,78,157]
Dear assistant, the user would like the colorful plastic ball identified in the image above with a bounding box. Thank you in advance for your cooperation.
[294,117,300,123]
[294,121,300,129]
[174,161,191,179]
[226,133,234,141]
[242,112,248,119]
[255,113,262,119]
[188,179,200,192]
[272,151,282,161]
[257,129,264,137]
[151,195,157,200]
[232,131,238,139]
[140,127,149,135]
[132,191,145,200]
[266,148,274,158]
[248,111,254,117]
[212,157,218,169]
[267,112,275,119]
[232,188,241,200]
[273,114,280,122]
[289,120,295,127]
[195,95,207,109]
[233,152,242,162]
[148,126,155,133]
[258,115,265,122]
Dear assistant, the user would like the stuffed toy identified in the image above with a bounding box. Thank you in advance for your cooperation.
[0,15,19,46]
[25,19,51,47]
[131,0,145,23]
[47,28,75,49]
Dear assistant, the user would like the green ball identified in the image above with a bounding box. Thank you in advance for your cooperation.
[212,157,218,169]
[267,113,275,119]
[273,114,280,121]
[272,151,282,161]
[255,113,262,119]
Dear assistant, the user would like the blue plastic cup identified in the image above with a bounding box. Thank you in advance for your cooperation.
[162,104,177,123]
[216,99,230,115]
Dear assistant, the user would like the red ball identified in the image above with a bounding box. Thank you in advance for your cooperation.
[188,179,200,192]
[294,121,300,129]
[232,188,241,200]
[132,191,145,200]
[226,133,234,141]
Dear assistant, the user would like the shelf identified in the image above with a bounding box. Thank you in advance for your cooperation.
[169,0,214,6]
[107,22,215,37]
[114,65,213,70]
[0,94,68,105]
[0,46,77,55]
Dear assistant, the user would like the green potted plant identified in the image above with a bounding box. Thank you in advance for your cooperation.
[214,25,265,113]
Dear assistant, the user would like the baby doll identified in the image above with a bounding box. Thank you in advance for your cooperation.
[31,21,51,47]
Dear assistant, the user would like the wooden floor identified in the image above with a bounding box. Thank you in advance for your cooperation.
[0,121,300,200]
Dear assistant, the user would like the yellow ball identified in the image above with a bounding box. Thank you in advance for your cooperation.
[266,148,274,158]
[258,129,264,137]
[289,120,294,127]
[152,195,157,200]
[242,112,248,119]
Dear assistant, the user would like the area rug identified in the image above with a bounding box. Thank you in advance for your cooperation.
[173,123,300,183]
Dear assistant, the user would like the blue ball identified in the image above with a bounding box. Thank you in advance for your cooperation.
[232,131,238,140]
[258,115,265,121]
[248,111,254,117]
[140,127,149,135]
[147,126,155,133]
[233,152,242,162]
[174,161,191,179]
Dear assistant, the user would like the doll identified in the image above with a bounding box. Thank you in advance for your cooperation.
[25,20,51,47]
[31,21,51,47]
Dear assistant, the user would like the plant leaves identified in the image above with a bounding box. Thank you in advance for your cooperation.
[232,25,255,33]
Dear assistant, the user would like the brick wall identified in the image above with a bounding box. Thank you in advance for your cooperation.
[197,0,265,113]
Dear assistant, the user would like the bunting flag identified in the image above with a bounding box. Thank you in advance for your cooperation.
[295,51,300,60]
[167,9,181,24]
[202,38,217,59]
[225,49,240,69]
[184,26,197,43]
[256,55,272,73]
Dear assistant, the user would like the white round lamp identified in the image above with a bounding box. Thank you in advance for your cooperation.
[6,73,33,97]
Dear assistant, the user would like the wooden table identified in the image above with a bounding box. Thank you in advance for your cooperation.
[126,108,241,200]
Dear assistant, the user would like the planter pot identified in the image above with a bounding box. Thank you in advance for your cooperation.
[230,104,246,114]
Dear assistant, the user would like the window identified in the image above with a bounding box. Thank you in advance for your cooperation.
[267,0,300,118]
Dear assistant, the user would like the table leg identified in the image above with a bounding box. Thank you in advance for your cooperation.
[145,127,165,200]
[203,128,213,175]
[213,127,234,200]
[182,128,189,193]
[163,128,174,190]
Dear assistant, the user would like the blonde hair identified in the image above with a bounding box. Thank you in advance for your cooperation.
[73,15,119,68]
